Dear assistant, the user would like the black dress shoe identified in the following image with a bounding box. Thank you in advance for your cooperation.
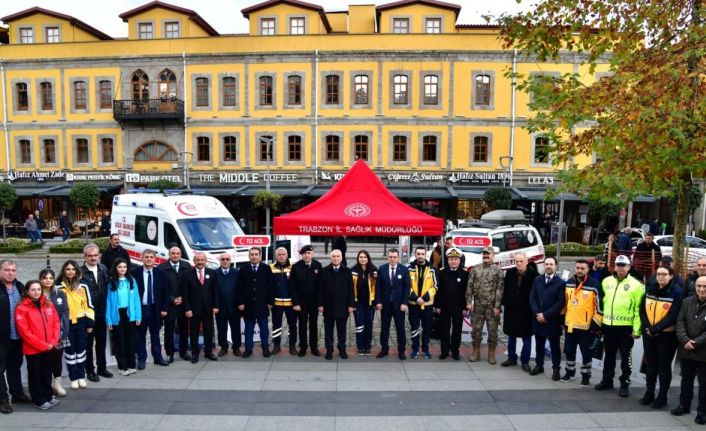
[376,350,389,359]
[398,352,406,360]
[205,353,218,361]
[137,362,146,370]
[166,355,174,364]
[272,345,281,354]
[340,351,348,359]
[233,348,242,357]
[325,350,333,360]
[638,391,655,405]
[11,393,32,404]
[154,359,170,366]
[521,363,531,372]
[529,366,544,376]
[263,349,271,358]
[452,353,460,361]
[311,349,321,357]
[98,369,113,378]
[594,381,614,391]
[671,405,691,416]
[696,414,706,425]
[180,353,192,362]
[552,369,561,381]
[217,348,228,357]
[651,397,667,409]
[290,346,297,355]
[618,385,629,398]
[439,353,448,360]
[190,355,199,364]
[242,350,253,359]
[86,372,100,382]
[0,400,12,414]
[298,349,306,357]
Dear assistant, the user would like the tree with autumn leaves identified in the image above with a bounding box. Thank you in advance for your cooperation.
[497,0,706,273]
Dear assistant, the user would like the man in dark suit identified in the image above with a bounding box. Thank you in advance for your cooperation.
[215,253,241,357]
[100,233,130,270]
[132,249,170,369]
[81,243,112,382]
[237,247,274,358]
[158,246,191,363]
[434,248,469,360]
[291,245,323,357]
[529,256,567,381]
[181,252,220,363]
[375,248,411,360]
[0,260,30,414]
[318,250,355,360]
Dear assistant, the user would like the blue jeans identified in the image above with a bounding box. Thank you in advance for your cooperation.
[65,317,88,381]
[354,305,374,350]
[62,228,70,241]
[244,314,269,352]
[507,336,532,364]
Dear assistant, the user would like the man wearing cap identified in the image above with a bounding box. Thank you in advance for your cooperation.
[431,237,466,270]
[407,246,438,359]
[466,246,504,364]
[290,245,323,357]
[435,248,469,360]
[595,254,645,397]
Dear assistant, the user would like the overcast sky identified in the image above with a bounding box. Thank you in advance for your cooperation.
[1,0,536,37]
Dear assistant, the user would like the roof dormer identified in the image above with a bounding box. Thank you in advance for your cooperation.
[0,6,112,44]
[119,1,219,40]
[241,0,331,36]
[376,0,460,34]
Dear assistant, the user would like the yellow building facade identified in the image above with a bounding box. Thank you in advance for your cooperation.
[0,0,607,232]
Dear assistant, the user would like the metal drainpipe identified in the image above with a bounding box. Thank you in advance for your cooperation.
[314,49,319,184]
[182,52,188,189]
[509,49,517,186]
[0,59,9,175]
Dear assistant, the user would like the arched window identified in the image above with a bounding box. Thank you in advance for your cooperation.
[132,70,149,101]
[159,69,177,99]
[134,141,178,161]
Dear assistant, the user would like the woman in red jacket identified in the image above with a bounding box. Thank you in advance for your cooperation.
[15,280,60,410]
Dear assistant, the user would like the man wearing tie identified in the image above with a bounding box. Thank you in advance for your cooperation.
[157,246,191,362]
[290,245,323,357]
[318,250,355,360]
[132,249,170,369]
[237,248,274,358]
[529,256,566,380]
[215,253,241,357]
[181,252,220,363]
[375,248,411,360]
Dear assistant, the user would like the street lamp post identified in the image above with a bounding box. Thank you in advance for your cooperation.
[179,151,193,190]
[261,136,276,262]
[499,156,513,188]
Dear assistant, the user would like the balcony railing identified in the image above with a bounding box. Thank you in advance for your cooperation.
[113,98,184,124]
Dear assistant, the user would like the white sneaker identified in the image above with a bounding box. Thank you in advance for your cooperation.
[119,369,130,376]
[77,379,87,388]
[70,380,79,390]
[49,398,60,406]
[127,368,137,375]
[52,377,66,397]
[35,402,52,410]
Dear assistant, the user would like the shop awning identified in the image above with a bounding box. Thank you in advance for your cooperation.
[274,160,444,236]
[11,185,62,197]
[41,183,123,197]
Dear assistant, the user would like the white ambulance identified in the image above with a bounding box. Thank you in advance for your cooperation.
[111,192,250,268]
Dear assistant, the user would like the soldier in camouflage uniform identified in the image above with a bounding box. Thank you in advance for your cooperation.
[466,246,504,364]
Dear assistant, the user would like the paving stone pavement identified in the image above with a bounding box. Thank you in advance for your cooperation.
[2,252,702,430]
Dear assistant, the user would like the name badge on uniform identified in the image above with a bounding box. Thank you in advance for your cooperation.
[205,274,210,279]
[623,285,630,291]
[457,278,461,283]
[314,269,319,274]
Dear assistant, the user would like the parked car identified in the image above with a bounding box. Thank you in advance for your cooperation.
[652,235,706,260]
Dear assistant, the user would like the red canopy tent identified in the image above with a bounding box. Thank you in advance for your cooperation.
[274,160,444,236]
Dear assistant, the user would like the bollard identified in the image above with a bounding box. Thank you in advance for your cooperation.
[46,254,51,269]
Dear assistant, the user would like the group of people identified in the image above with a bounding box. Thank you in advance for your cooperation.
[4,234,706,425]
[22,209,111,243]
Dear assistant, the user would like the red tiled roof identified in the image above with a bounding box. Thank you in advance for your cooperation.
[119,1,219,36]
[241,0,331,33]
[1,6,113,40]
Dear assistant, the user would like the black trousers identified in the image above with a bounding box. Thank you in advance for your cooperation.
[0,339,24,401]
[680,358,706,414]
[216,309,242,350]
[86,318,107,373]
[271,305,297,347]
[601,325,634,385]
[298,302,319,350]
[26,351,53,406]
[114,308,137,371]
[324,316,348,352]
[643,332,678,396]
[189,308,214,356]
[51,348,63,378]
[439,309,463,355]
[164,306,189,356]
[380,302,406,352]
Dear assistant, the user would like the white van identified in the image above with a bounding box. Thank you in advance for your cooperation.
[111,192,250,268]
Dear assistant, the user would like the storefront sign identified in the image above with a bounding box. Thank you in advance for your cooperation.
[198,173,299,184]
[66,173,123,182]
[125,173,181,184]
[527,176,555,185]
[448,172,511,185]
[387,173,444,183]
[320,171,345,181]
[1,170,66,182]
